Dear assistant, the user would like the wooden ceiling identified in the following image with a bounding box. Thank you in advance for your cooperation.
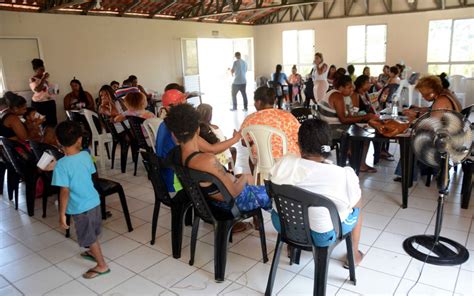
[0,0,472,25]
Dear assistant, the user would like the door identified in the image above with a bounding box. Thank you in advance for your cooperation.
[181,38,202,106]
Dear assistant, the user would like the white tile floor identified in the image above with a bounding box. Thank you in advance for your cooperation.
[0,108,473,295]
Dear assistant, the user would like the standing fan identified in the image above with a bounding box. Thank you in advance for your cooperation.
[403,110,472,265]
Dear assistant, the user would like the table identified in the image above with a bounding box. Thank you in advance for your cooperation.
[339,124,414,208]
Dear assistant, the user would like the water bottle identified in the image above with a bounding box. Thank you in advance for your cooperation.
[392,95,399,117]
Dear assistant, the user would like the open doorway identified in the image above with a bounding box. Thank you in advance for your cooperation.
[197,38,254,108]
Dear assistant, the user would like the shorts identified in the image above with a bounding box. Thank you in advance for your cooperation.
[209,184,272,213]
[271,208,360,247]
[72,205,102,248]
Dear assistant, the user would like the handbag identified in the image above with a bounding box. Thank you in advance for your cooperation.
[368,118,409,138]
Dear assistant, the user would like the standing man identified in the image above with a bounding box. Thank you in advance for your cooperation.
[230,52,248,111]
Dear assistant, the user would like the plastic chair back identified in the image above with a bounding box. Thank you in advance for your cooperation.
[29,141,64,161]
[449,75,466,93]
[265,181,344,248]
[141,151,174,206]
[126,116,152,152]
[290,107,313,123]
[241,125,288,184]
[83,109,105,138]
[143,118,163,152]
[0,137,34,178]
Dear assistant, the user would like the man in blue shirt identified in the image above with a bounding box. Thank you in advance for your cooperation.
[230,52,248,112]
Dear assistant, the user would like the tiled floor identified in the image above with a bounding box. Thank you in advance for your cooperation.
[0,108,473,295]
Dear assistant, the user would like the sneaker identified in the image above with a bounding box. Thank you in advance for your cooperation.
[230,108,237,111]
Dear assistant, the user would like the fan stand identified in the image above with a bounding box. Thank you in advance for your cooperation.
[403,153,470,266]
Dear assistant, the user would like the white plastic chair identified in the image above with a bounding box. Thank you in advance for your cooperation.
[82,109,113,169]
[143,118,163,152]
[449,75,466,94]
[241,125,288,185]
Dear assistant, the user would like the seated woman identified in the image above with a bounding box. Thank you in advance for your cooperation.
[319,75,378,172]
[240,86,301,161]
[326,64,337,90]
[0,92,29,143]
[377,66,402,110]
[270,119,364,265]
[393,75,462,181]
[197,103,236,169]
[63,78,95,111]
[166,103,271,212]
[115,92,155,122]
[98,85,122,118]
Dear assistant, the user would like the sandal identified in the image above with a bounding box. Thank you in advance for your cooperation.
[359,167,377,173]
[232,222,253,234]
[343,251,365,269]
[80,251,96,262]
[83,268,111,279]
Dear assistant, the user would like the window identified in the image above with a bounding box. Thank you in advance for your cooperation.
[347,25,387,76]
[427,18,474,77]
[282,30,315,77]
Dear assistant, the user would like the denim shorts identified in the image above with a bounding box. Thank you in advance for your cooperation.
[209,184,272,212]
[271,208,360,247]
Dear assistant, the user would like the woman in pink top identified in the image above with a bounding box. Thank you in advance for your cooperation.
[29,59,57,126]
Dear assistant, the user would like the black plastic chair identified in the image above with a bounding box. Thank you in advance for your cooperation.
[141,151,192,258]
[171,153,268,282]
[0,137,37,216]
[290,107,313,124]
[264,181,357,296]
[101,114,138,173]
[126,116,152,175]
[29,141,65,218]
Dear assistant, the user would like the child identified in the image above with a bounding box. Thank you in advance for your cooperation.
[114,92,154,122]
[52,121,110,279]
[23,107,44,142]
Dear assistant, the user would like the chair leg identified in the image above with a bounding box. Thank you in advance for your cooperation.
[345,234,357,284]
[265,235,283,296]
[42,193,48,218]
[105,142,111,160]
[425,172,432,187]
[313,247,330,296]
[117,187,133,232]
[111,141,118,169]
[98,140,105,169]
[189,215,200,265]
[120,141,129,173]
[132,144,139,176]
[7,169,17,201]
[14,182,19,210]
[214,220,233,282]
[184,207,193,226]
[461,160,472,209]
[100,195,107,220]
[150,201,161,245]
[170,203,186,259]
[65,214,71,238]
[289,247,301,265]
[25,175,36,216]
[256,210,269,262]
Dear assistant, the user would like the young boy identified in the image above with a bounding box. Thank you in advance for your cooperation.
[52,121,110,279]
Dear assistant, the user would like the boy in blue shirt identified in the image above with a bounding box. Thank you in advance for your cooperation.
[52,121,110,279]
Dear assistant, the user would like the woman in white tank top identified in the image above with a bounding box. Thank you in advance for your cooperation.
[312,53,329,103]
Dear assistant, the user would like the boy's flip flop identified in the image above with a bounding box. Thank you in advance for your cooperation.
[83,268,111,279]
[343,251,365,269]
[80,251,96,262]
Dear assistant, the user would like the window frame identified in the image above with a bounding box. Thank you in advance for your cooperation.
[346,24,387,74]
[426,17,474,76]
[282,29,315,76]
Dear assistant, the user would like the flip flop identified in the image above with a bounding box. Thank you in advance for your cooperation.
[380,154,395,161]
[343,251,365,269]
[82,268,111,279]
[232,222,253,233]
[80,251,96,262]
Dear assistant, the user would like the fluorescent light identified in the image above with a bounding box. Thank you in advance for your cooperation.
[0,3,40,9]
[57,8,82,12]
[90,10,119,15]
[154,14,176,19]
[124,12,148,17]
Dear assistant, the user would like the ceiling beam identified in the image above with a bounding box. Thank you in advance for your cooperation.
[42,0,90,12]
[119,0,140,16]
[324,0,335,18]
[183,0,325,20]
[149,0,176,18]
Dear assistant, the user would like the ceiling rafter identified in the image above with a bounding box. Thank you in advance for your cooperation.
[119,0,140,16]
[42,0,90,12]
[149,0,176,18]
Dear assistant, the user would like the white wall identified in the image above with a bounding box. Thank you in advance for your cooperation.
[254,7,474,78]
[0,11,253,119]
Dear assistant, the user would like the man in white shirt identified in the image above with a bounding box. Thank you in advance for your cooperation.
[230,52,248,111]
[270,118,364,266]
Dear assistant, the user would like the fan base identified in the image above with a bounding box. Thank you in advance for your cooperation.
[403,235,469,266]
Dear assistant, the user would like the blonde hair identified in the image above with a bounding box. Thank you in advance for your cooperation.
[124,92,147,110]
[415,75,443,94]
